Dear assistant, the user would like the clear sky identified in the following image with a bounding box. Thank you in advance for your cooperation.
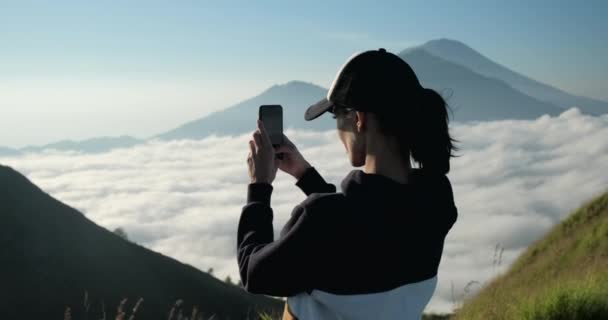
[1,0,606,147]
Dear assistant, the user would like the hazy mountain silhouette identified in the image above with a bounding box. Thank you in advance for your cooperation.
[0,136,142,157]
[0,147,20,157]
[28,136,141,153]
[158,42,570,139]
[0,165,282,319]
[2,39,603,151]
[158,81,335,140]
[417,38,608,115]
[25,136,142,153]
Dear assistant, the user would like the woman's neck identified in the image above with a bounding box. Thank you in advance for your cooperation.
[363,153,412,184]
[360,123,412,184]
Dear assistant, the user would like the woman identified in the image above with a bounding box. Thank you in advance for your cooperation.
[239,48,459,319]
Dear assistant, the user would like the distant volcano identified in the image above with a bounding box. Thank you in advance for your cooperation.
[159,39,607,140]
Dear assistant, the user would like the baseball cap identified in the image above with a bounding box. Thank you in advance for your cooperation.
[305,48,424,121]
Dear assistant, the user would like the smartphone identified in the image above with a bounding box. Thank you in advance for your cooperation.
[258,105,284,160]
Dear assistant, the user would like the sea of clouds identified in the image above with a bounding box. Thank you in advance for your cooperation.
[1,107,607,313]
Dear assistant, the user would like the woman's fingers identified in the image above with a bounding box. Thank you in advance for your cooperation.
[252,131,262,152]
[257,120,272,147]
[249,140,256,156]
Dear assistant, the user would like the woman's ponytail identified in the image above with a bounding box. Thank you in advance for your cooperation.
[408,88,459,175]
[374,87,460,176]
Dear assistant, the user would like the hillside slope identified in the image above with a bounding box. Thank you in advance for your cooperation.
[453,190,608,319]
[0,165,282,319]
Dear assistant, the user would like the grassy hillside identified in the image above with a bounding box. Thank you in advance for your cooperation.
[453,190,608,320]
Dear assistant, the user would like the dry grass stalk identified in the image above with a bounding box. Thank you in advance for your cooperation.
[101,300,107,320]
[167,299,184,320]
[115,298,128,320]
[64,307,72,320]
[127,298,144,320]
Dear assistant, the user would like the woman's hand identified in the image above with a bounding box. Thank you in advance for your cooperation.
[247,120,279,184]
[275,134,312,180]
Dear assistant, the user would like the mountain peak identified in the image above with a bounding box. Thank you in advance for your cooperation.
[263,80,326,95]
[420,38,482,58]
[423,38,473,49]
[284,80,319,87]
[255,80,328,103]
[399,38,474,56]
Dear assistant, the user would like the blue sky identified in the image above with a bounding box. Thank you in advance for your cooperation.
[1,0,606,147]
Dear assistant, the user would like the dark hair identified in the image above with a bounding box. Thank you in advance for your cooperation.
[374,87,460,175]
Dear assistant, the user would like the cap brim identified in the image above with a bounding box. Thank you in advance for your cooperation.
[305,98,334,121]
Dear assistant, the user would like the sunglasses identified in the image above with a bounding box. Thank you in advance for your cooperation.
[329,103,356,119]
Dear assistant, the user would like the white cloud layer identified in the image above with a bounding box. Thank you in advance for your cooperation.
[1,107,607,314]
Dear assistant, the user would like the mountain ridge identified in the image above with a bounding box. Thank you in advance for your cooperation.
[398,48,567,121]
[418,38,608,115]
[0,136,143,156]
[156,44,577,140]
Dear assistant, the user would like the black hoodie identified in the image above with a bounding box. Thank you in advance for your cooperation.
[237,166,458,318]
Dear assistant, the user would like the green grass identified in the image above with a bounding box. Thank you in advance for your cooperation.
[257,311,453,319]
[520,272,608,320]
[258,312,276,320]
[453,190,608,320]
[63,294,281,320]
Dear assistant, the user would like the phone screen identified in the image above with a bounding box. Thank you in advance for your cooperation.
[259,105,283,146]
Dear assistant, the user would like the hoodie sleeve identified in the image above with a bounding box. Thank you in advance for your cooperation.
[237,182,320,296]
[295,166,336,196]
